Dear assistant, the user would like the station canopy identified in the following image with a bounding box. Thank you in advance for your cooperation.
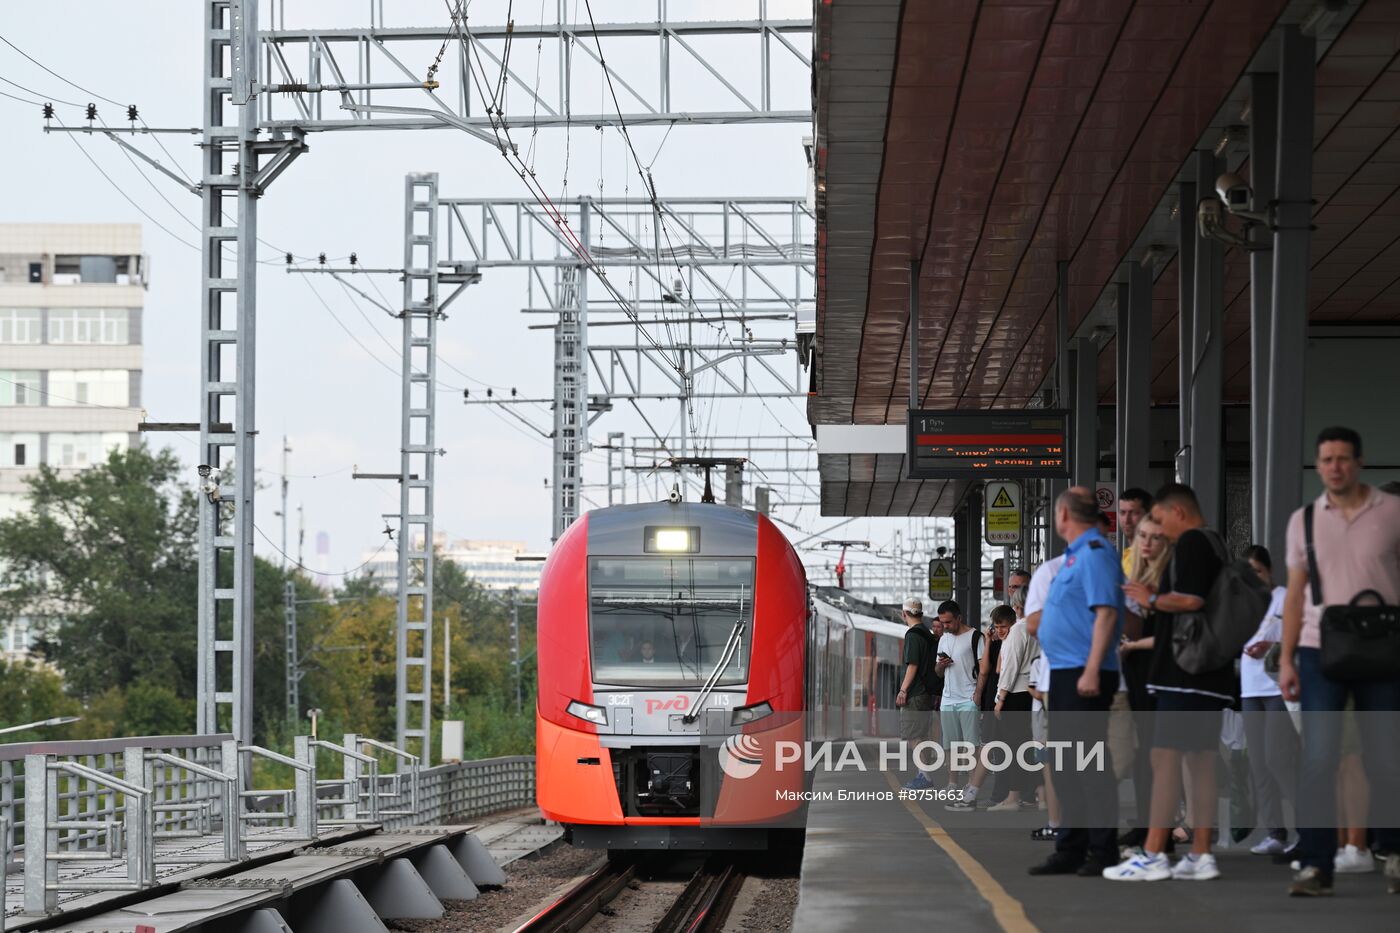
[809,0,1400,516]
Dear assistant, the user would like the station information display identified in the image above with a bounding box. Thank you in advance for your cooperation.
[906,409,1071,479]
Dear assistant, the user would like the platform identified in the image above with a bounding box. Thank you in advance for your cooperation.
[30,825,506,933]
[475,818,563,866]
[3,825,371,932]
[793,748,1399,932]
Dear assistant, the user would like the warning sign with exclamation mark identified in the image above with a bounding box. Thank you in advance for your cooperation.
[984,481,1022,545]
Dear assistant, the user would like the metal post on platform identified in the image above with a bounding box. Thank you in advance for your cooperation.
[1116,279,1129,495]
[121,747,152,888]
[1266,25,1314,563]
[23,753,52,914]
[909,258,921,411]
[1123,261,1152,492]
[1176,179,1196,483]
[293,735,316,839]
[1249,71,1278,544]
[1050,261,1072,555]
[1072,337,1097,489]
[1191,149,1225,529]
[964,487,983,632]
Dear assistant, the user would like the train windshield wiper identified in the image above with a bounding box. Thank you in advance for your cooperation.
[684,587,746,724]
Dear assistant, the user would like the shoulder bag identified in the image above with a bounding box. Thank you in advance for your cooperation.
[1305,503,1400,681]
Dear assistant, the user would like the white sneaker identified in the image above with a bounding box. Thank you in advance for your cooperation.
[986,798,1021,812]
[1250,837,1286,856]
[1335,844,1376,874]
[1103,850,1171,882]
[1171,853,1220,881]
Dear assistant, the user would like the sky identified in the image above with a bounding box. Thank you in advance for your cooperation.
[0,1,942,597]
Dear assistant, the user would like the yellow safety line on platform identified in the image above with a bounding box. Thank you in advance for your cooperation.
[882,770,1039,933]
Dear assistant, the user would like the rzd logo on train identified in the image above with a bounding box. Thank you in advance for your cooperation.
[645,695,690,715]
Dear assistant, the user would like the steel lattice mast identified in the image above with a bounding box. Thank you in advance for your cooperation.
[176,1,812,752]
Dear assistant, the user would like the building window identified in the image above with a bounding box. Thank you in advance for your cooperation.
[47,370,129,407]
[45,432,128,468]
[52,255,134,285]
[0,370,41,406]
[0,433,40,468]
[47,308,130,344]
[0,309,42,343]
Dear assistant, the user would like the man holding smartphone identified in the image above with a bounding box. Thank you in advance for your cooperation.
[936,600,988,808]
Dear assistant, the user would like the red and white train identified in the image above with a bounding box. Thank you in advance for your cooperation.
[534,500,909,851]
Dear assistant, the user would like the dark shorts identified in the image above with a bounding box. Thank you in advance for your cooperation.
[899,694,934,743]
[1151,691,1226,752]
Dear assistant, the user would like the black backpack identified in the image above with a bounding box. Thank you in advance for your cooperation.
[905,625,944,696]
[1170,529,1273,675]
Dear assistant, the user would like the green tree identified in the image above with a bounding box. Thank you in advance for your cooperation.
[0,446,198,699]
[0,659,83,741]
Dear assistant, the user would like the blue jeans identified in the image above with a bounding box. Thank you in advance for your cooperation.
[1295,647,1400,877]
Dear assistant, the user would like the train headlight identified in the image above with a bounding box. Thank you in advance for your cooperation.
[644,525,699,553]
[567,700,609,726]
[730,701,773,726]
[654,528,690,551]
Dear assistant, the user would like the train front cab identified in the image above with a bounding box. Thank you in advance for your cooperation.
[535,502,808,850]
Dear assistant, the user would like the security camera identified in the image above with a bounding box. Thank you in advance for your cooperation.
[1215,172,1252,212]
[668,483,683,504]
[197,463,212,478]
[1197,195,1224,232]
[1198,196,1260,251]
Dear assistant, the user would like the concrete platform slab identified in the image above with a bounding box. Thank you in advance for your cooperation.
[3,826,367,932]
[794,751,1400,933]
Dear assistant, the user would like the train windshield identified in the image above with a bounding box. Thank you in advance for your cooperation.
[588,557,754,687]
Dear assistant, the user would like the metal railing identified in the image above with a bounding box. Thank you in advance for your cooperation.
[1,734,536,920]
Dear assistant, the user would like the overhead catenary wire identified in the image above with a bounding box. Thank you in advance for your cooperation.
[323,266,535,399]
[0,32,125,106]
[439,0,684,374]
[0,73,79,105]
[7,35,330,266]
[53,115,203,253]
[0,86,41,106]
[254,521,393,577]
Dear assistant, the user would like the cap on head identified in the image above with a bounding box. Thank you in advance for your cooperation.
[903,597,924,616]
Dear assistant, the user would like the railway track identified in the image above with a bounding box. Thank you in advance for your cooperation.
[653,861,745,933]
[512,858,746,933]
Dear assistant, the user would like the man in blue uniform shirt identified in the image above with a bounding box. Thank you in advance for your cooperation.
[1027,487,1124,877]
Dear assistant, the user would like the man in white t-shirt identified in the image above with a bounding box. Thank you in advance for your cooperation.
[1025,555,1066,622]
[935,599,987,810]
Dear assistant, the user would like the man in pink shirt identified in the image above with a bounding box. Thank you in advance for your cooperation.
[1278,426,1400,897]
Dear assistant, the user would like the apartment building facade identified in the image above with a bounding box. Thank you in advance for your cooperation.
[0,223,145,658]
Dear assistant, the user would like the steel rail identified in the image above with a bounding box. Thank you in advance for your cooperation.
[653,861,746,933]
[511,860,635,933]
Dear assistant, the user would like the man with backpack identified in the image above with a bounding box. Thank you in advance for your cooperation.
[898,597,940,791]
[1105,482,1245,882]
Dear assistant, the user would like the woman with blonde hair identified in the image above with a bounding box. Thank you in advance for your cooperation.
[1117,517,1172,850]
